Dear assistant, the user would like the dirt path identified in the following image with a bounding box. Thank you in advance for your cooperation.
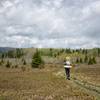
[54,70,100,100]
[71,76,100,100]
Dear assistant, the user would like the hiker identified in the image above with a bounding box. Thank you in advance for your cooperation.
[64,57,72,80]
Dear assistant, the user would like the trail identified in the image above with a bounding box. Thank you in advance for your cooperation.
[54,71,100,100]
[71,76,100,100]
[72,77,100,94]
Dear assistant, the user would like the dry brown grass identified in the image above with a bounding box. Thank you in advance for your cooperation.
[72,64,100,86]
[0,65,98,100]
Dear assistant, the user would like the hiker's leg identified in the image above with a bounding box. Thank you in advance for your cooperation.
[65,68,68,79]
[65,68,69,79]
[67,68,70,80]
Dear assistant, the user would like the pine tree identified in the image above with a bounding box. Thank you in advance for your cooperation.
[7,50,15,58]
[23,59,26,65]
[22,58,27,65]
[49,48,53,57]
[88,57,97,65]
[0,60,2,65]
[1,53,5,59]
[65,48,71,54]
[6,60,11,68]
[98,48,100,56]
[80,58,83,63]
[88,57,93,65]
[0,59,4,65]
[88,57,91,65]
[54,54,57,57]
[16,49,24,58]
[84,55,88,63]
[92,57,96,64]
[76,58,79,63]
[1,59,4,64]
[31,50,44,68]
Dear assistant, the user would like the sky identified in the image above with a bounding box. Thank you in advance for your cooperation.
[0,0,100,48]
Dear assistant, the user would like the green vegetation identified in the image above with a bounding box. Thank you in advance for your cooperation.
[0,48,99,67]
[14,64,18,68]
[88,57,96,65]
[0,59,4,66]
[76,58,79,63]
[0,48,24,59]
[31,49,44,68]
[84,55,88,63]
[22,58,27,65]
[6,60,11,68]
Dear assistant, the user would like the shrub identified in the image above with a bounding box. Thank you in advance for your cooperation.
[88,57,96,65]
[76,58,79,63]
[6,61,11,68]
[22,58,27,65]
[14,64,18,68]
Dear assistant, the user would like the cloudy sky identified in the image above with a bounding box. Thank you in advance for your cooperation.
[0,0,100,48]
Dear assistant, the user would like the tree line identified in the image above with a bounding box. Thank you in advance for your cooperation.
[76,55,97,65]
[0,48,24,59]
[0,48,99,69]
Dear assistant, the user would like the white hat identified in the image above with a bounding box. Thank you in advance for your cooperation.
[66,57,70,60]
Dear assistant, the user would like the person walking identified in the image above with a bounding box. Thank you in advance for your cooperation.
[64,57,72,80]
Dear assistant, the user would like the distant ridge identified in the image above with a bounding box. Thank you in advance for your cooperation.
[0,47,16,52]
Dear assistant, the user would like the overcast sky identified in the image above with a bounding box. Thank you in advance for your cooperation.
[0,0,100,48]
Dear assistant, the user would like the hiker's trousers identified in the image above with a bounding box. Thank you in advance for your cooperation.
[65,68,70,79]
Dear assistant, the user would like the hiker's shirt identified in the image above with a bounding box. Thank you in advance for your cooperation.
[64,61,72,68]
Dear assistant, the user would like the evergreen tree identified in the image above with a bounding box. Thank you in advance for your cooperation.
[7,50,15,58]
[57,52,60,56]
[1,53,5,59]
[49,48,53,57]
[80,58,83,63]
[0,60,2,65]
[16,49,24,58]
[23,59,26,65]
[85,49,88,55]
[0,59,4,65]
[76,58,79,63]
[82,49,85,54]
[84,55,88,63]
[65,48,71,54]
[88,57,92,65]
[22,58,26,65]
[98,48,100,56]
[72,50,75,53]
[54,54,57,57]
[6,60,11,68]
[31,50,44,68]
[1,59,4,64]
[88,57,97,65]
[92,56,96,64]
[60,49,64,53]
[14,64,18,68]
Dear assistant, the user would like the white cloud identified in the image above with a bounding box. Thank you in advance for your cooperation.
[82,1,100,20]
[0,0,100,48]
[3,0,13,8]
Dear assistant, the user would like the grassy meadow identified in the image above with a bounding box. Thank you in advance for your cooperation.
[0,48,100,100]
